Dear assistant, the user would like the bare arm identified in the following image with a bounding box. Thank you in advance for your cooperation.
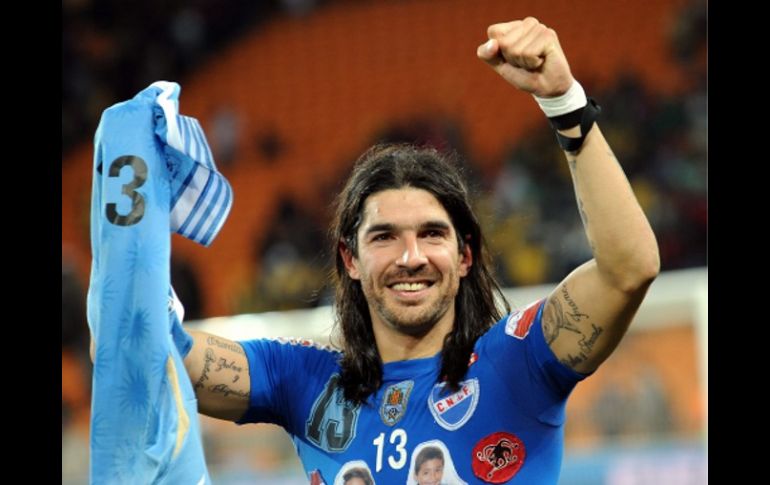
[183,330,251,421]
[90,329,251,421]
[541,124,658,373]
[479,18,659,374]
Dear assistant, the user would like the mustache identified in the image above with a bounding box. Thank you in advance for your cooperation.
[384,267,438,282]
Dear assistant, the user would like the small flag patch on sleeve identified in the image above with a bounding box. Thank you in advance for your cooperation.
[504,299,544,340]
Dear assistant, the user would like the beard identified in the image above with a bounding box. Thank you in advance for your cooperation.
[361,267,460,337]
[372,290,455,336]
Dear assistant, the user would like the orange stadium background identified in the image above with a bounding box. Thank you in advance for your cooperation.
[62,0,707,483]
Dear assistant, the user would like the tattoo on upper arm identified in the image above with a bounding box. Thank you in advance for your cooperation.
[578,323,603,354]
[215,355,244,384]
[543,287,583,344]
[194,344,247,397]
[543,298,572,344]
[194,348,216,390]
[560,352,587,368]
[215,358,243,373]
[560,284,590,322]
[208,383,249,399]
[206,336,245,355]
[545,285,605,368]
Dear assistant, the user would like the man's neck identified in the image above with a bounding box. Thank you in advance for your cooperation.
[372,312,455,363]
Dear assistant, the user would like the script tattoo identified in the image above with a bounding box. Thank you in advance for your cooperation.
[544,285,605,369]
[194,349,216,391]
[560,352,589,367]
[215,358,242,373]
[578,323,603,354]
[208,383,249,399]
[561,285,590,322]
[206,336,244,355]
[543,289,583,345]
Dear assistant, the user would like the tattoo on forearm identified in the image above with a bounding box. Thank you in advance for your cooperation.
[194,348,216,390]
[206,336,244,355]
[577,197,589,226]
[208,383,249,399]
[232,375,240,383]
[576,197,598,254]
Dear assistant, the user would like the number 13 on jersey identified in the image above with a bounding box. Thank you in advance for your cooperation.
[372,429,407,472]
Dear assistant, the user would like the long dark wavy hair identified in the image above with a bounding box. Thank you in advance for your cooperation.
[330,144,510,404]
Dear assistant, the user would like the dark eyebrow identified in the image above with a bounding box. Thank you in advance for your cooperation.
[364,223,397,236]
[419,221,451,232]
[363,220,451,235]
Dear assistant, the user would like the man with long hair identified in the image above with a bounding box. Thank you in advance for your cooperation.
[175,17,659,483]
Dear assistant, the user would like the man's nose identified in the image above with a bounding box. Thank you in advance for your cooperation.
[396,233,428,268]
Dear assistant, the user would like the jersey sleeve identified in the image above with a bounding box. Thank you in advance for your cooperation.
[478,298,590,426]
[236,338,339,436]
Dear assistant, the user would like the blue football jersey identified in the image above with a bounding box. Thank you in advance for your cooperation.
[238,299,587,484]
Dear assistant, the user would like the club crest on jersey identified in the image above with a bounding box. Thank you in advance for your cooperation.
[471,432,526,483]
[428,378,479,431]
[504,299,543,340]
[380,380,414,426]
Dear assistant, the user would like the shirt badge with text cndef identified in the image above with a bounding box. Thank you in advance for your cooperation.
[428,378,479,431]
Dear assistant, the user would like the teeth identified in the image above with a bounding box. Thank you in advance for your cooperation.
[392,282,428,292]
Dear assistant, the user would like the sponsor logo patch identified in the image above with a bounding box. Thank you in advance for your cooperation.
[380,380,414,426]
[504,299,543,340]
[471,432,526,483]
[428,378,479,431]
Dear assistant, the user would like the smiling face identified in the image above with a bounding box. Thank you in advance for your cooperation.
[416,457,445,485]
[341,187,472,340]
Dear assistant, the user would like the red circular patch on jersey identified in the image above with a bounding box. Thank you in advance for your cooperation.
[471,432,526,483]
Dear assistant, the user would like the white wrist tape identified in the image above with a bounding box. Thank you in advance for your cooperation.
[533,80,587,118]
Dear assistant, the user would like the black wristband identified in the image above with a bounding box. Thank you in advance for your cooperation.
[549,97,601,152]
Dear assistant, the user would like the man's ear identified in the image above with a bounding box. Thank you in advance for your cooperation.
[339,238,361,280]
[459,235,473,277]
